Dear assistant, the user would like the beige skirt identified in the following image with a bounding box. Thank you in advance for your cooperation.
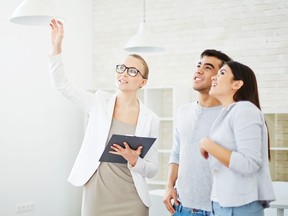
[81,162,148,216]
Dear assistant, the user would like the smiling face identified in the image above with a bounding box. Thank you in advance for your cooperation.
[209,64,243,107]
[115,55,147,92]
[193,56,223,94]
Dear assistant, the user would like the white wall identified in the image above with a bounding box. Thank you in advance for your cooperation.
[0,0,92,215]
[91,0,288,114]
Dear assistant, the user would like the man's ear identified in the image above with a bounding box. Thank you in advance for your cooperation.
[232,80,243,90]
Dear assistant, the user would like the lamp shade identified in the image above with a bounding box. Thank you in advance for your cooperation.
[9,0,65,26]
[124,21,164,52]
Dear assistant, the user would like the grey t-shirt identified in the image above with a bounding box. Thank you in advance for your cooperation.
[169,101,222,211]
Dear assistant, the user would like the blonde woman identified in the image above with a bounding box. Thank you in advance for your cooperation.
[49,19,159,216]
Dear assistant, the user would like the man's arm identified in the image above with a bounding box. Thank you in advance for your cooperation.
[163,163,179,214]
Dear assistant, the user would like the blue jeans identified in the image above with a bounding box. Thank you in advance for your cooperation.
[212,201,264,216]
[173,203,211,216]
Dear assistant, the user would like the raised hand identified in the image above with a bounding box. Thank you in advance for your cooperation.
[49,19,64,55]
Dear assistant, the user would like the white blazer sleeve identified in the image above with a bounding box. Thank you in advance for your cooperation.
[48,54,98,114]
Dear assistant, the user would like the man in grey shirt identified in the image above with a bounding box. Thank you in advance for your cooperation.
[163,49,232,216]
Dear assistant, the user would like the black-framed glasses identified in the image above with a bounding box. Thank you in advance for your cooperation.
[116,64,146,79]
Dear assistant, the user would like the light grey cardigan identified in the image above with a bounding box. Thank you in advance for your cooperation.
[208,101,275,207]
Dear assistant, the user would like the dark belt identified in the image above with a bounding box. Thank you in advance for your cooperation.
[189,208,200,213]
[191,209,200,213]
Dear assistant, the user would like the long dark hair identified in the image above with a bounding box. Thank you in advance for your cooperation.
[225,61,270,160]
[226,61,261,109]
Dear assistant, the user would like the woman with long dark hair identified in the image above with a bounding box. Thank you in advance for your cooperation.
[199,61,275,216]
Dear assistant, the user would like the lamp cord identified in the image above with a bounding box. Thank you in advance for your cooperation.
[143,0,146,22]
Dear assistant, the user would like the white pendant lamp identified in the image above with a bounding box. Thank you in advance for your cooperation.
[124,0,164,53]
[9,0,65,26]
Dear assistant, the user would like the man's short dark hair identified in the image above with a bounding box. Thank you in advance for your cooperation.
[201,49,232,67]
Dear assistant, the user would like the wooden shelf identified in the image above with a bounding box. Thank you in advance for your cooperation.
[270,147,288,151]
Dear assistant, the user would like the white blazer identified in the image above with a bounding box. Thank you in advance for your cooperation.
[49,54,159,207]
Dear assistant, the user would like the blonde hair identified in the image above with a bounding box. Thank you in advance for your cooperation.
[129,54,149,79]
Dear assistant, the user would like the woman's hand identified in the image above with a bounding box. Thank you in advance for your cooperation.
[199,137,211,159]
[200,137,232,167]
[109,142,142,167]
[49,19,64,55]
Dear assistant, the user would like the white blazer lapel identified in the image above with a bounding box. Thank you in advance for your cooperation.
[135,100,149,136]
[108,93,117,116]
[106,93,117,131]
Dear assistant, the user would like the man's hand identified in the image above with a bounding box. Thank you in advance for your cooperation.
[163,186,179,214]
